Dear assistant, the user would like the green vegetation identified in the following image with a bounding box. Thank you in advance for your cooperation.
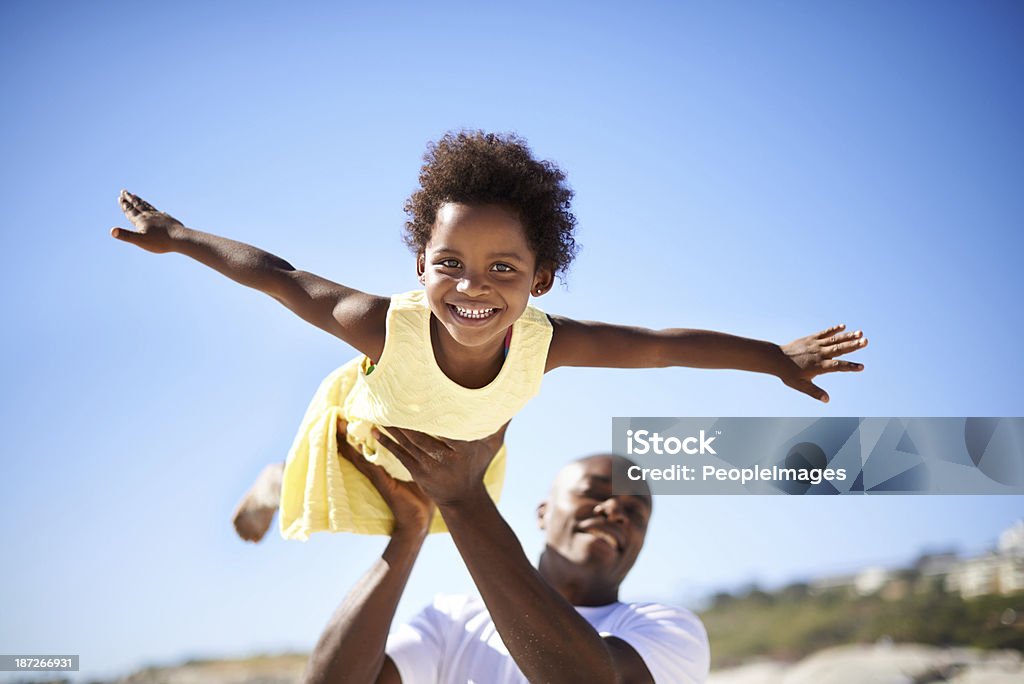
[699,585,1024,669]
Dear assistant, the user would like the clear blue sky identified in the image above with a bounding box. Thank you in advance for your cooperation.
[1,1,1022,679]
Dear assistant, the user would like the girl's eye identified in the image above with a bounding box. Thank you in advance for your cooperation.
[491,263,515,273]
[439,259,461,269]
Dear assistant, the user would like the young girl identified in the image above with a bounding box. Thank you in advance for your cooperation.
[112,131,867,541]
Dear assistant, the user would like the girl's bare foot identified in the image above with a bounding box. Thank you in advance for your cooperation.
[232,463,284,543]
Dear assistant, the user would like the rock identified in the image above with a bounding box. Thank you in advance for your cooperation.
[707,661,788,683]
[708,644,1023,684]
[115,655,306,684]
[783,643,952,683]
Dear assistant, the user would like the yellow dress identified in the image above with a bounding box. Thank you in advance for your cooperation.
[279,290,553,539]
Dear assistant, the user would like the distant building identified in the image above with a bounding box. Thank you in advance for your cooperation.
[996,554,1024,594]
[809,573,858,595]
[855,566,893,596]
[942,520,1024,599]
[998,520,1024,557]
[946,553,1000,598]
[913,552,959,594]
[808,520,1024,601]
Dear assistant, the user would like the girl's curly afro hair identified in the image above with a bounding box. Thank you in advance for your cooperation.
[403,130,579,279]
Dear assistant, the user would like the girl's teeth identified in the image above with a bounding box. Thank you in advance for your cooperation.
[455,306,495,319]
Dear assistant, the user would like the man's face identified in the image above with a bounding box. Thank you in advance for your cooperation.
[419,202,551,349]
[539,455,652,587]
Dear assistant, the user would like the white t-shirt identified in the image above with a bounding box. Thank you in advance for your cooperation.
[386,594,710,684]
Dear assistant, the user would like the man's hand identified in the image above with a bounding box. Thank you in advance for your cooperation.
[371,424,508,506]
[337,419,435,535]
[779,324,868,402]
[305,419,435,684]
[111,190,184,253]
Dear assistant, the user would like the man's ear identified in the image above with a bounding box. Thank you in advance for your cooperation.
[416,252,426,283]
[536,501,548,530]
[531,264,555,297]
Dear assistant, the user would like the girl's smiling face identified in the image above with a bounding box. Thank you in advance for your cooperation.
[419,202,552,349]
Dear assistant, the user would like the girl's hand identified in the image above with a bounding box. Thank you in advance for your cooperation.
[778,324,867,403]
[110,190,184,253]
[336,419,435,535]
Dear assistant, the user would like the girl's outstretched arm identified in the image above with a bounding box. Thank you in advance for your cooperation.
[545,316,867,403]
[111,190,387,360]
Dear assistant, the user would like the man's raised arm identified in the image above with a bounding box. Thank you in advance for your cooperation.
[374,427,655,684]
[303,422,434,684]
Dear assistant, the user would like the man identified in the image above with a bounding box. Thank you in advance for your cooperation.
[303,422,710,683]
